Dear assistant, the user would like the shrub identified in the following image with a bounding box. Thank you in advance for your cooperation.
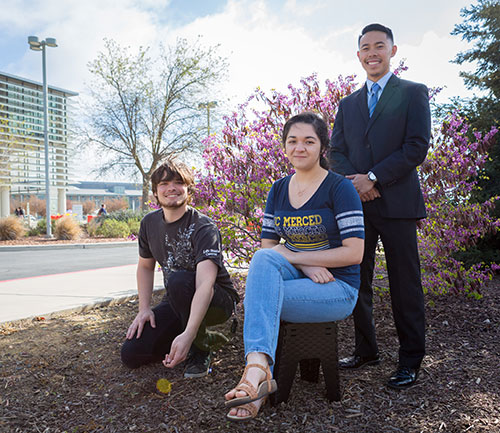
[28,195,46,217]
[54,216,82,240]
[10,199,24,214]
[82,200,96,215]
[27,218,55,236]
[97,219,131,238]
[194,70,499,296]
[106,208,147,222]
[127,218,141,236]
[0,216,26,240]
[86,218,100,237]
[104,198,129,213]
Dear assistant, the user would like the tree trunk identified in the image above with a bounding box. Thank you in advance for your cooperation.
[141,176,151,211]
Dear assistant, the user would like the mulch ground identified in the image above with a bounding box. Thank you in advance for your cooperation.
[0,274,499,433]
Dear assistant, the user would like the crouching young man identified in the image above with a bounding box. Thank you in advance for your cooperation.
[121,160,239,378]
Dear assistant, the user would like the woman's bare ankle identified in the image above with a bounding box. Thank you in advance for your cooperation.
[246,352,269,368]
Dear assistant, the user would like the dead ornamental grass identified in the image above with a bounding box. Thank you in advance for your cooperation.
[0,216,25,240]
[54,216,83,240]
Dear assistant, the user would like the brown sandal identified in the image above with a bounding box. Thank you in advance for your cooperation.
[224,363,277,408]
[226,397,267,422]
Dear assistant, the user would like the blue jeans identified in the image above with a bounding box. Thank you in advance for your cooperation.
[243,249,358,365]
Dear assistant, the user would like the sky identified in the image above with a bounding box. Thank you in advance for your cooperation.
[0,0,478,180]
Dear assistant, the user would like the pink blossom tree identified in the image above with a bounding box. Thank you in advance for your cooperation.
[193,68,498,295]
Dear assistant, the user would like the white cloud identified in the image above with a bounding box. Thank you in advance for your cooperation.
[169,1,474,107]
[10,0,165,93]
[394,30,476,103]
[173,1,362,105]
[1,0,478,180]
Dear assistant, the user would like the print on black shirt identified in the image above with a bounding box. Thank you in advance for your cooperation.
[138,207,238,303]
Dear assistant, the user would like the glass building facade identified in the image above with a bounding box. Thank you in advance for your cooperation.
[0,71,77,217]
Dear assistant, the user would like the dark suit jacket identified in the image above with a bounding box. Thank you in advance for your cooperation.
[329,74,431,219]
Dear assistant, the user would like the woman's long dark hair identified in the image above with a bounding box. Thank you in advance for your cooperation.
[282,112,330,169]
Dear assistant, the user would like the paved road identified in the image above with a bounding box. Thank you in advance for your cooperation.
[0,243,139,281]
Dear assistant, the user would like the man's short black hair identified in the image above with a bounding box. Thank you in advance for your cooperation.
[358,23,394,46]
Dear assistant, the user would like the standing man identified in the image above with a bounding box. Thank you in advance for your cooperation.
[121,160,239,378]
[97,204,107,216]
[329,23,430,388]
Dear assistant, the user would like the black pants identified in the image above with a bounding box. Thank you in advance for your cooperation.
[121,271,234,368]
[353,213,426,369]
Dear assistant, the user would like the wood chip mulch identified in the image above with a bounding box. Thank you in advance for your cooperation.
[0,275,499,433]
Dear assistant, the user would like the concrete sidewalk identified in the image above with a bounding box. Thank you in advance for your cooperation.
[0,263,164,324]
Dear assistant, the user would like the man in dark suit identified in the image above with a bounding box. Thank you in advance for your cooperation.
[329,23,431,389]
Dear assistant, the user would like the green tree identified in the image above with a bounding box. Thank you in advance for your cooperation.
[452,0,500,98]
[451,0,500,266]
[84,38,227,210]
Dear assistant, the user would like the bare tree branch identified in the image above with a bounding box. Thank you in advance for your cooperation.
[80,37,227,209]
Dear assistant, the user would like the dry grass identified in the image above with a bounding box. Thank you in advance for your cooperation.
[0,216,25,240]
[54,216,82,240]
[86,217,101,237]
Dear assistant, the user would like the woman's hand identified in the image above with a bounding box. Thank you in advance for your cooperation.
[298,265,335,283]
[271,244,292,261]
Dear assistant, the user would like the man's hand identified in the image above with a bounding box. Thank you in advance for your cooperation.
[298,265,335,283]
[359,188,381,202]
[346,174,375,194]
[126,309,155,340]
[163,330,195,368]
[347,174,381,202]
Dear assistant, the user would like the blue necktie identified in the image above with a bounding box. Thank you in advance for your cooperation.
[368,83,380,117]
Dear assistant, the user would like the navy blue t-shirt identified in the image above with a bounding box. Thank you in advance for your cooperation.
[261,171,364,288]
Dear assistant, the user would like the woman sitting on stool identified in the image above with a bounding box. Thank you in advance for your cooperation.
[224,112,365,421]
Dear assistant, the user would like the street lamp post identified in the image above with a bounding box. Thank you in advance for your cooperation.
[28,36,57,237]
[198,101,217,136]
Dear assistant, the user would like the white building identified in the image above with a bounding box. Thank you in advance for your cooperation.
[0,71,77,217]
[66,181,143,212]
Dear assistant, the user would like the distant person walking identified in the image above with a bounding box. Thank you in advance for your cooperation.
[97,204,107,216]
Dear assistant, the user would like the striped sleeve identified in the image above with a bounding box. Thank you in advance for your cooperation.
[261,183,280,241]
[336,210,364,239]
[334,179,365,240]
[261,212,276,235]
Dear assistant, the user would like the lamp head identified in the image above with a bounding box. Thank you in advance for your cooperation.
[45,38,57,47]
[28,35,41,50]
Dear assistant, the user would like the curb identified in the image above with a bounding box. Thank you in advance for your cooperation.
[0,241,137,252]
[0,285,165,326]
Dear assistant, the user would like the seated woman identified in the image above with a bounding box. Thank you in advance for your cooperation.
[224,112,365,421]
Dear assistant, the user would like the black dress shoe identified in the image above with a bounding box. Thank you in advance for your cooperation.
[387,366,419,389]
[338,354,381,369]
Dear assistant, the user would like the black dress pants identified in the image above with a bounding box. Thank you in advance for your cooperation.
[353,212,426,369]
[121,271,234,368]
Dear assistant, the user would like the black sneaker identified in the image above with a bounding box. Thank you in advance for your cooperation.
[184,349,211,378]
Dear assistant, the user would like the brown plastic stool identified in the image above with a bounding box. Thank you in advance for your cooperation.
[270,321,340,405]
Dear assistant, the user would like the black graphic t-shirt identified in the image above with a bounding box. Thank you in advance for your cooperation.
[139,207,238,302]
